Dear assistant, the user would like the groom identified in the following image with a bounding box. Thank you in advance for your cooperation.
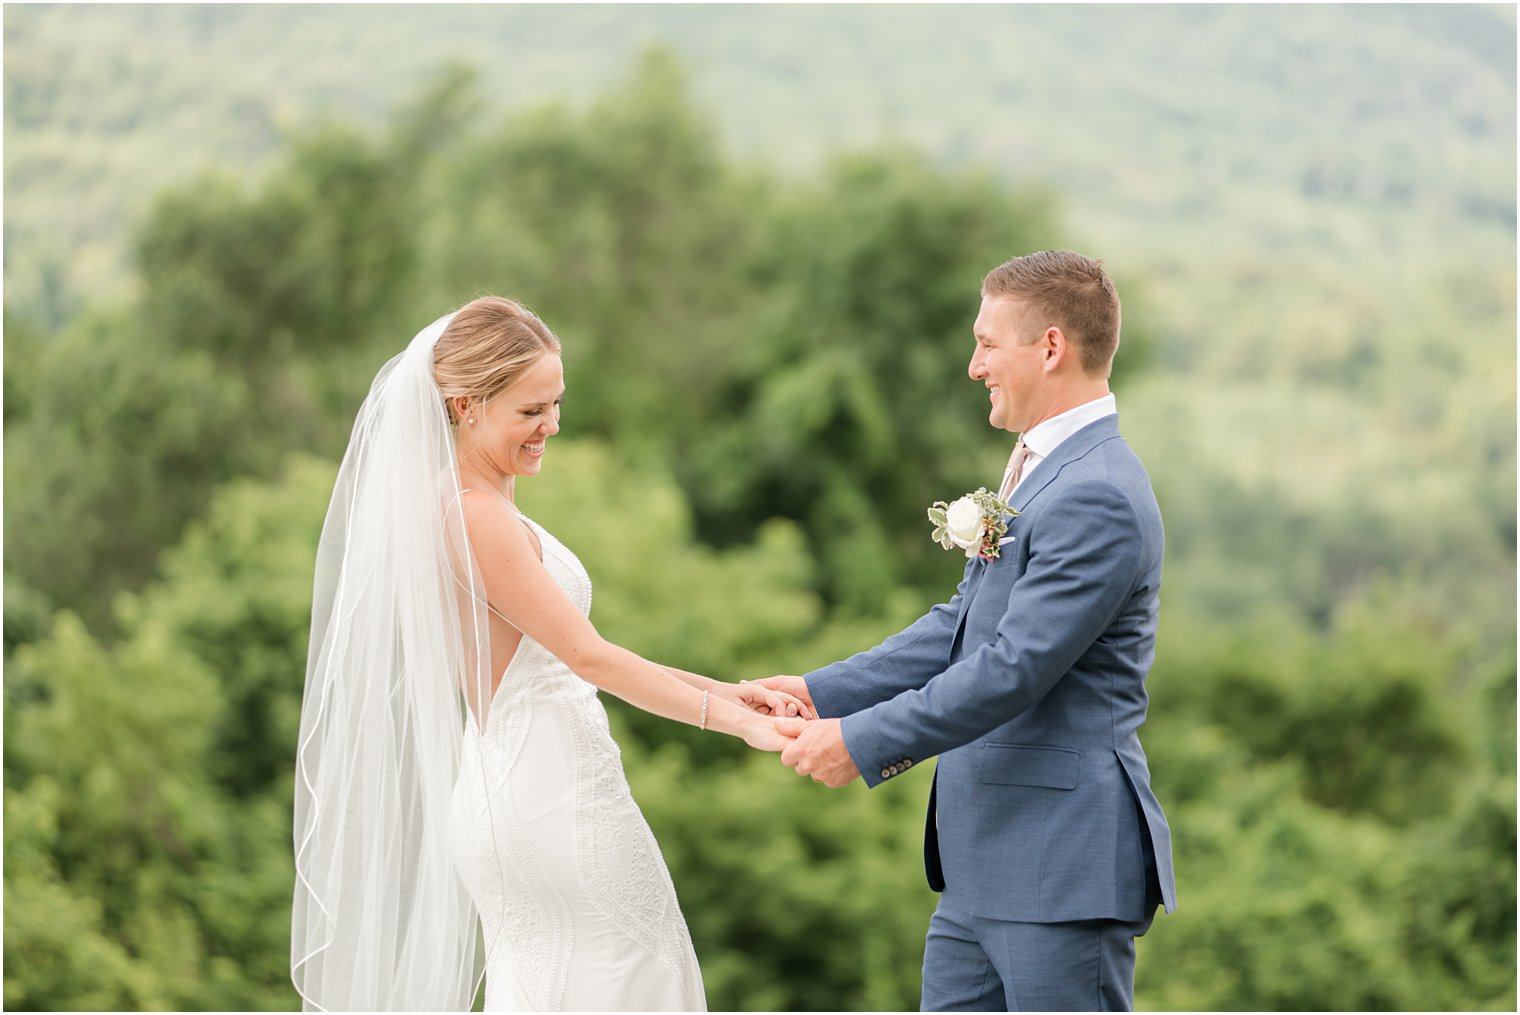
[765,251,1175,1011]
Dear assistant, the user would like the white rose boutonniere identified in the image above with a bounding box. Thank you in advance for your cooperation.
[927,487,1017,560]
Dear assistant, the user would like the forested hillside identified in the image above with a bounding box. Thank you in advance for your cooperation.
[4,6,1515,1011]
[6,5,1515,326]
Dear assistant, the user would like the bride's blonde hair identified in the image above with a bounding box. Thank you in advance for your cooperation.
[433,296,561,426]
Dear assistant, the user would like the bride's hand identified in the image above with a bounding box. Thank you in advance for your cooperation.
[727,680,815,720]
[740,714,804,752]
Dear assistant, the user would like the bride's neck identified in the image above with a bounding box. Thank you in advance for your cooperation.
[459,461,515,506]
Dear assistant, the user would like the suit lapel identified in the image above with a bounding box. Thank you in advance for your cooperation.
[948,415,1123,648]
[1008,415,1121,513]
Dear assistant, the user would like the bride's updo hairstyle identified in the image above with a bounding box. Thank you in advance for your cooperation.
[433,296,561,427]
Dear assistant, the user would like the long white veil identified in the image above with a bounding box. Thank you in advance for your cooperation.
[291,312,493,1010]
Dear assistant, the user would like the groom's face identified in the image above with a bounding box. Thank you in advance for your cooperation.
[969,295,1044,433]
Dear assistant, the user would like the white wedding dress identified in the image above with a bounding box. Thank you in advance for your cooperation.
[449,516,707,1012]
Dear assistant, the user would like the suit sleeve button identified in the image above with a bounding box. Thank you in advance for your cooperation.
[881,769,891,779]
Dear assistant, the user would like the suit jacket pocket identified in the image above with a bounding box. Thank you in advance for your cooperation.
[978,744,1079,790]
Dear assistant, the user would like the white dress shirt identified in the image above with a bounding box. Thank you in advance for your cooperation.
[1007,393,1117,497]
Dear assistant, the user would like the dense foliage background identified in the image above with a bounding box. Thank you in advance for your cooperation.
[4,6,1515,1011]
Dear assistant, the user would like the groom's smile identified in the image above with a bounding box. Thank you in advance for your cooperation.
[970,295,1046,433]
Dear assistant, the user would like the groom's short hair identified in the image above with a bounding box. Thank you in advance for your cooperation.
[983,251,1121,377]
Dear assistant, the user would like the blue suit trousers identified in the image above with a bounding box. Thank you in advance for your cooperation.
[920,900,1157,1012]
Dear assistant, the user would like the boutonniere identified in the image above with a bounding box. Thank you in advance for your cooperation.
[928,487,1019,560]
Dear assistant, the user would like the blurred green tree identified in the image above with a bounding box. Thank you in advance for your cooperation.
[1136,606,1517,1011]
[4,69,478,631]
[3,456,334,1010]
[3,306,253,628]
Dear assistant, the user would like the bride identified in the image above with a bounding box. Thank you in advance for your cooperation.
[291,297,807,1011]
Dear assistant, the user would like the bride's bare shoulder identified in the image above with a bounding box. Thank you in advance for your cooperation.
[457,487,543,563]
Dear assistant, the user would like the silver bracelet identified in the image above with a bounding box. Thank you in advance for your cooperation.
[699,689,710,731]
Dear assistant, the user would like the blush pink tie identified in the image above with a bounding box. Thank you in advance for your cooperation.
[999,438,1032,502]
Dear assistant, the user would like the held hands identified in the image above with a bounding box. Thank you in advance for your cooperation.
[740,714,804,753]
[735,675,860,787]
[746,675,814,715]
[725,674,815,753]
[727,678,815,719]
[724,675,860,780]
[776,717,860,788]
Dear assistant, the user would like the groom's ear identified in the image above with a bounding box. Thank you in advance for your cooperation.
[1040,326,1069,372]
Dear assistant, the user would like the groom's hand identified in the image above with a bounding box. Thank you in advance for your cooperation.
[776,717,859,788]
[750,675,814,714]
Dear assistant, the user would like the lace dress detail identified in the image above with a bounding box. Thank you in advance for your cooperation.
[449,517,705,1012]
[572,685,697,985]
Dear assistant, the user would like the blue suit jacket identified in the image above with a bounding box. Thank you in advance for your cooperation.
[806,415,1176,923]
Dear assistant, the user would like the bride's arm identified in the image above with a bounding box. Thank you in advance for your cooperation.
[462,492,793,749]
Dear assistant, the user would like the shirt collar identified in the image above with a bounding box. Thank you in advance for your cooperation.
[1020,393,1117,459]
